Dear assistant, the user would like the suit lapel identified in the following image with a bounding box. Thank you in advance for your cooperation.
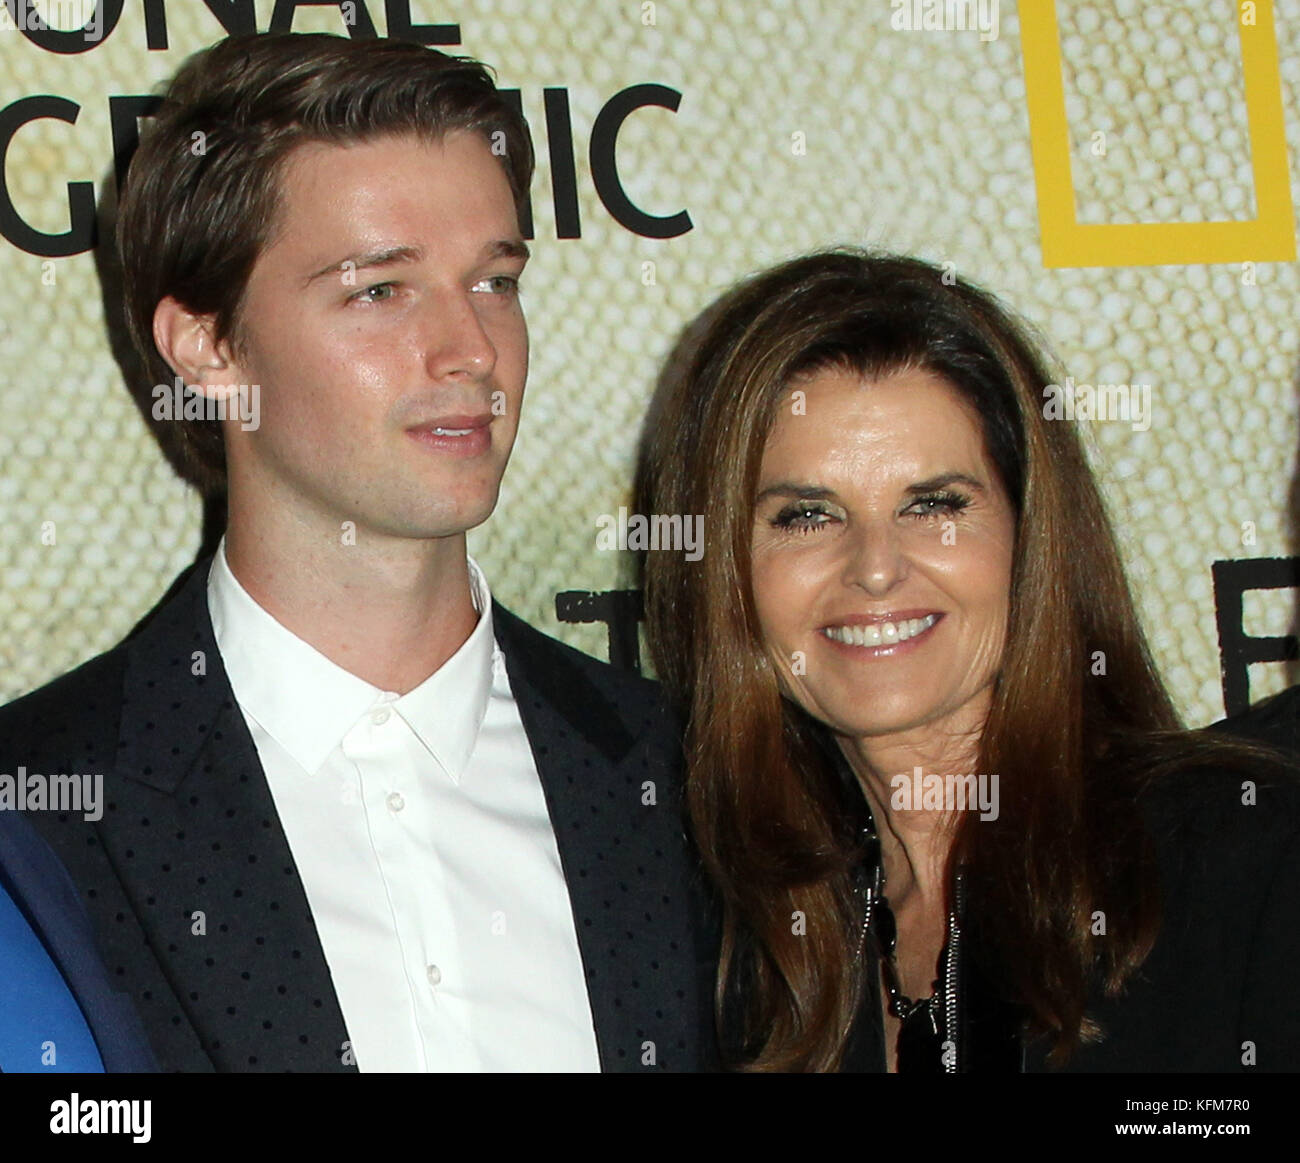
[492,603,703,1071]
[105,558,355,1071]
[89,565,699,1071]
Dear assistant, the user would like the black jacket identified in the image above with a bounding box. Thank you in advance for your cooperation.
[1215,684,1300,755]
[842,761,1300,1072]
[0,556,713,1072]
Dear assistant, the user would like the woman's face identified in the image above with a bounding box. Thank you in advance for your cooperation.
[750,365,1017,751]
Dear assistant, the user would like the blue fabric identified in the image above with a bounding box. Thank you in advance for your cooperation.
[0,872,105,1073]
[0,809,155,1073]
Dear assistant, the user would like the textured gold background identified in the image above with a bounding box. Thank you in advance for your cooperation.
[1,0,1297,725]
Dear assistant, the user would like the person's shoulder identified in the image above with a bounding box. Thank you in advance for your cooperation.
[1212,684,1300,753]
[490,601,682,729]
[0,643,127,749]
[0,558,209,746]
[1134,742,1300,880]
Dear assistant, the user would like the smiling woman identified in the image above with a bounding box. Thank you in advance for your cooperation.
[636,249,1300,1074]
[749,366,1015,751]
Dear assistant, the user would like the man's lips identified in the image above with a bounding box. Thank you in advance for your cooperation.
[404,414,493,456]
[405,413,492,435]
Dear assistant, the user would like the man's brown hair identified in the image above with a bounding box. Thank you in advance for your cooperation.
[117,32,534,495]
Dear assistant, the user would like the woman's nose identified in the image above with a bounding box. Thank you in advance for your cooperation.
[842,519,908,596]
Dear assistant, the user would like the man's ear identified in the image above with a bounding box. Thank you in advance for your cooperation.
[152,296,240,397]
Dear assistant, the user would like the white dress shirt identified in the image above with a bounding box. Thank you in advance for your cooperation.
[207,539,600,1072]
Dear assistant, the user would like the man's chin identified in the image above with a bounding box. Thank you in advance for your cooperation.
[392,495,500,541]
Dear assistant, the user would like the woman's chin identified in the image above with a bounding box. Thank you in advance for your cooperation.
[812,701,952,744]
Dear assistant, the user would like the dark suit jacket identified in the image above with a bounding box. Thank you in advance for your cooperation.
[0,557,712,1072]
[1215,684,1300,755]
[0,807,156,1072]
[838,763,1300,1072]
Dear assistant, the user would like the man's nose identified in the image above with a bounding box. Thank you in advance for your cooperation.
[423,290,497,382]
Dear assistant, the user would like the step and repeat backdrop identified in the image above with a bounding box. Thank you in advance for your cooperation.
[1,0,1298,724]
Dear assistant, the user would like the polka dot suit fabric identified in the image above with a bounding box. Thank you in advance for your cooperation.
[0,558,714,1072]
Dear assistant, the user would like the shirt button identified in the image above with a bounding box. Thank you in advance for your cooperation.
[387,792,405,812]
[371,708,391,726]
[426,964,442,987]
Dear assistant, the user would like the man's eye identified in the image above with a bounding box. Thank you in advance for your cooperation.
[351,282,396,303]
[473,275,520,295]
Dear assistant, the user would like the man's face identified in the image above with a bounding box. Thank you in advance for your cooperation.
[218,130,529,541]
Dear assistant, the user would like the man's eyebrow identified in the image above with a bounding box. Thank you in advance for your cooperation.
[485,238,530,263]
[304,246,422,287]
[304,239,530,288]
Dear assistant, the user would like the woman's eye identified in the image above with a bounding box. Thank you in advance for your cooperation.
[772,503,835,532]
[906,491,971,518]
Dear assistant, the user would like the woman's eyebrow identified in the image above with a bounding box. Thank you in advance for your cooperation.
[905,472,986,494]
[756,473,987,503]
[754,482,836,503]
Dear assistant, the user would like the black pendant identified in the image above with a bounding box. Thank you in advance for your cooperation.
[874,891,897,956]
[896,1001,945,1073]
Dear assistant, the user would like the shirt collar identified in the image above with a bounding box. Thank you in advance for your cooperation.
[207,536,497,783]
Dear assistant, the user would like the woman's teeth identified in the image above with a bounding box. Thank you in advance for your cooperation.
[822,614,939,647]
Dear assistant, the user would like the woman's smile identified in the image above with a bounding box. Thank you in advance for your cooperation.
[820,611,943,654]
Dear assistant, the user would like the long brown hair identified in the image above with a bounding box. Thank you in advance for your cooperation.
[637,249,1273,1070]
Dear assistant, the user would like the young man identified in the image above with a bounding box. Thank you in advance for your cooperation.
[0,33,709,1072]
